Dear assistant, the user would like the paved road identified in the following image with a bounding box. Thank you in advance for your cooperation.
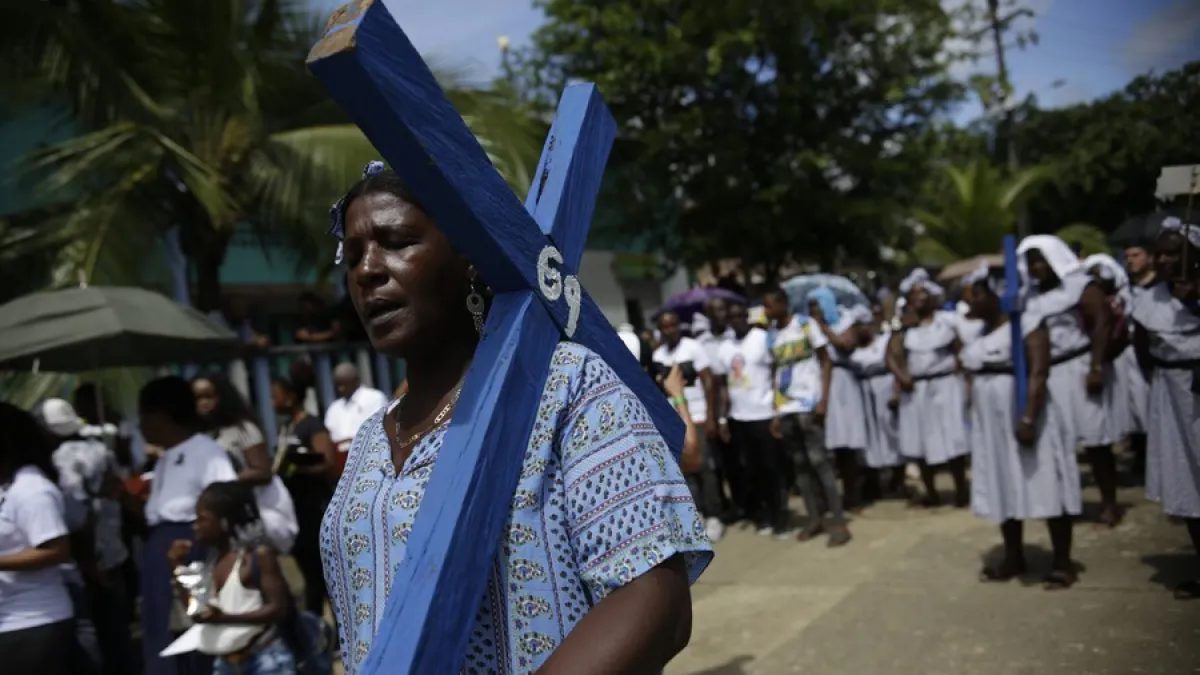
[667,482,1199,675]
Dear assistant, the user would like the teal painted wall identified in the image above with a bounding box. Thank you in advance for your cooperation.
[0,104,79,216]
[220,228,320,286]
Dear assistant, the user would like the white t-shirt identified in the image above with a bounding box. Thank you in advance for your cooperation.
[770,315,830,414]
[695,329,733,377]
[52,439,128,571]
[144,434,238,526]
[652,337,712,423]
[324,387,390,448]
[719,327,776,422]
[618,329,642,362]
[0,467,72,632]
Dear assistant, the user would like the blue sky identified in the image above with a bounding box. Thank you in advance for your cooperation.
[313,0,1200,121]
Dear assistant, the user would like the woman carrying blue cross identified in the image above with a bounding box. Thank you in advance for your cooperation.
[319,162,712,674]
[960,263,1081,589]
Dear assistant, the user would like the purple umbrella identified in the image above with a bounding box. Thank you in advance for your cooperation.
[657,287,746,325]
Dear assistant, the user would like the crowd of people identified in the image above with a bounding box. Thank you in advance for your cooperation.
[1,219,1197,675]
[0,362,390,675]
[643,227,1199,595]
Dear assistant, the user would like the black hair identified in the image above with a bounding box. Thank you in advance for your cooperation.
[0,402,58,483]
[192,372,259,430]
[298,290,322,307]
[271,376,305,402]
[139,376,201,428]
[342,170,427,218]
[198,481,263,543]
[762,285,788,303]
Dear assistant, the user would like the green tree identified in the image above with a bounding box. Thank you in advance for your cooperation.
[913,160,1052,264]
[1014,61,1200,233]
[1,0,541,310]
[511,0,962,277]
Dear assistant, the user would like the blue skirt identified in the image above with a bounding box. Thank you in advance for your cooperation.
[141,521,214,675]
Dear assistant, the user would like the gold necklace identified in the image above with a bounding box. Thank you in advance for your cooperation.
[393,387,462,449]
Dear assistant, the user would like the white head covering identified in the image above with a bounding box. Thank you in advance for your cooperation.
[1016,235,1082,288]
[34,398,85,437]
[847,304,873,325]
[1083,253,1129,290]
[1161,216,1200,249]
[962,261,1014,298]
[898,267,944,297]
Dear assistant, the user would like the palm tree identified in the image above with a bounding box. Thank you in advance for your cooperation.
[912,160,1054,266]
[2,0,541,310]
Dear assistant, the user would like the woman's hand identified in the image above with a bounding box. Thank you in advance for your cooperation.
[813,400,828,425]
[194,605,228,624]
[167,539,192,568]
[769,416,783,440]
[1085,365,1104,396]
[1015,417,1036,446]
[663,365,686,399]
[898,374,915,393]
[718,420,731,444]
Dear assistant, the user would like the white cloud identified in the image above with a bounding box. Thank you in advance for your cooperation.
[1122,0,1200,74]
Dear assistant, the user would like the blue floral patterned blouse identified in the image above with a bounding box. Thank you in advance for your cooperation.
[320,342,713,674]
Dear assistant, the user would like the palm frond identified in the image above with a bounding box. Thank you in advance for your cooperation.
[1056,223,1109,258]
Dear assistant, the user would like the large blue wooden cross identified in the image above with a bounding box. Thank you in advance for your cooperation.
[1001,234,1028,413]
[306,2,685,673]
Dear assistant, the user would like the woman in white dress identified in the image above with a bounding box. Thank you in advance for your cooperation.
[1018,236,1123,529]
[1083,254,1150,478]
[888,269,971,508]
[961,265,1081,589]
[1130,218,1200,599]
[808,289,871,511]
[851,302,907,499]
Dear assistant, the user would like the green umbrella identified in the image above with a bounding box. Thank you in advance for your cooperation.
[0,286,240,372]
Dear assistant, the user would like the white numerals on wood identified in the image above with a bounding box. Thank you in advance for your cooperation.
[536,245,582,338]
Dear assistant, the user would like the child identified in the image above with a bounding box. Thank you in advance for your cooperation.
[169,482,295,674]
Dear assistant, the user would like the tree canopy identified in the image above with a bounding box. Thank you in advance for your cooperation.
[0,0,542,309]
[511,0,963,278]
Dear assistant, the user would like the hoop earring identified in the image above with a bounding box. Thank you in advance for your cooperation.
[466,281,485,334]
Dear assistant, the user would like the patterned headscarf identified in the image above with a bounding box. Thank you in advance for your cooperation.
[898,267,943,297]
[328,160,388,264]
[962,262,1008,298]
[1083,253,1129,290]
[1160,216,1200,249]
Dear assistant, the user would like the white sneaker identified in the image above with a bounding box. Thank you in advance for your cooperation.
[705,517,725,542]
[756,525,773,536]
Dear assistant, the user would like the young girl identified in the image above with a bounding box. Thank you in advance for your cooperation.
[170,481,295,674]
